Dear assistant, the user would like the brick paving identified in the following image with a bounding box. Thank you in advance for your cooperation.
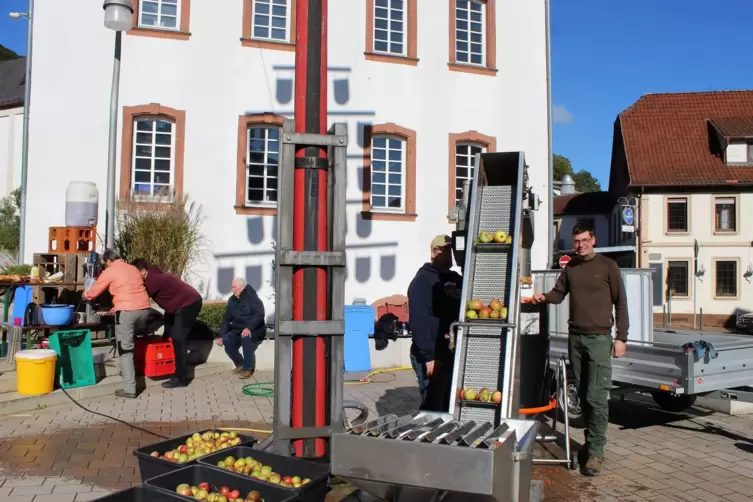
[0,369,751,501]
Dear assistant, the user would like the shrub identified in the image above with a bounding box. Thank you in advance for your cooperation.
[0,189,21,254]
[195,302,227,338]
[115,196,205,280]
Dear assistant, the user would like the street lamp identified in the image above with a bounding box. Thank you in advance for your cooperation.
[102,0,133,250]
[9,2,33,265]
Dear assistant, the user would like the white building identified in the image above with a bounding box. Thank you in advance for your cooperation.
[24,0,551,311]
[609,90,753,328]
[0,58,25,199]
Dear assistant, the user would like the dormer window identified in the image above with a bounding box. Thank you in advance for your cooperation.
[707,118,753,164]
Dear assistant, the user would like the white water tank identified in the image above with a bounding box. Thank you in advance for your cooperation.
[65,181,99,227]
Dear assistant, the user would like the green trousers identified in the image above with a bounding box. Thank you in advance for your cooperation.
[568,333,613,457]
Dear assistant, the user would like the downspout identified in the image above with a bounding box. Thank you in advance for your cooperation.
[544,0,554,268]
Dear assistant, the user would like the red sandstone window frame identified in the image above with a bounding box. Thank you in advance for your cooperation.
[241,0,297,52]
[362,123,417,222]
[364,0,419,66]
[235,113,285,215]
[448,0,497,76]
[120,104,186,202]
[447,131,496,220]
[129,0,192,41]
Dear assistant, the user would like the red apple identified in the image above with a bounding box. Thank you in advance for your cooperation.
[198,481,210,491]
[228,489,240,500]
[220,486,230,495]
[179,445,188,453]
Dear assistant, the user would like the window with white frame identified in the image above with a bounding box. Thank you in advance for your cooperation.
[246,126,279,205]
[374,0,406,56]
[132,118,175,198]
[454,142,484,204]
[371,136,405,211]
[455,0,485,65]
[139,0,180,30]
[252,0,290,42]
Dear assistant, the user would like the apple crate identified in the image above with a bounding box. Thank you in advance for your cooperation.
[135,429,257,481]
[145,465,298,502]
[198,445,330,502]
[92,486,182,501]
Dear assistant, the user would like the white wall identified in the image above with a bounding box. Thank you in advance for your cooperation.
[0,107,23,198]
[639,192,753,316]
[25,0,550,312]
[726,142,748,163]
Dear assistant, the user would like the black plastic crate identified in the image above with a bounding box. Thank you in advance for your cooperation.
[145,465,298,502]
[135,429,257,481]
[198,445,330,501]
[92,486,182,501]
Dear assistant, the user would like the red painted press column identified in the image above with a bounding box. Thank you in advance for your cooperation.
[292,0,328,458]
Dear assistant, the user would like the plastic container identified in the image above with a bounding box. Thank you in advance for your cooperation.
[65,181,99,227]
[41,305,74,326]
[135,430,258,481]
[344,305,375,372]
[48,329,97,390]
[198,445,330,501]
[135,337,176,377]
[14,349,58,395]
[146,465,298,502]
[90,486,182,501]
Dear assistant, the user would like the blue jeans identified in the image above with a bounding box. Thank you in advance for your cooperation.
[222,332,261,370]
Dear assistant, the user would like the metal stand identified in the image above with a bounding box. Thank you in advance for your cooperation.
[272,119,347,457]
[532,357,574,469]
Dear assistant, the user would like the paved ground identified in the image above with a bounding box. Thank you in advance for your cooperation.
[0,369,752,501]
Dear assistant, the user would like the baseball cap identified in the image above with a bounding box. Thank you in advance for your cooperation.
[430,235,452,250]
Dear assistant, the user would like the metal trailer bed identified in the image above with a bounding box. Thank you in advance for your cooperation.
[533,270,753,417]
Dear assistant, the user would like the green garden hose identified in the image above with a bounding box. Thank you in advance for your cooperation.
[242,382,275,397]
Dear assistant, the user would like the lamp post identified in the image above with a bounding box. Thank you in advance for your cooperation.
[9,3,33,264]
[102,0,133,250]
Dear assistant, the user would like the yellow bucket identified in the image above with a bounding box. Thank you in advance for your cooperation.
[15,349,58,396]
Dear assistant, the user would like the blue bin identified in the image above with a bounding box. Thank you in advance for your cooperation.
[41,305,75,326]
[344,305,375,372]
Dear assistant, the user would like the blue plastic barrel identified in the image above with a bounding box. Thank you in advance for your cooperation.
[344,305,375,372]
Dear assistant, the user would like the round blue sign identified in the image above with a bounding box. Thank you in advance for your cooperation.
[622,207,634,226]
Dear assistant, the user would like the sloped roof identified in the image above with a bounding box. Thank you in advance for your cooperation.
[619,90,753,186]
[0,57,25,109]
[708,117,753,139]
[553,191,615,216]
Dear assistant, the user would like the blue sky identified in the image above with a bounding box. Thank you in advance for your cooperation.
[2,1,752,187]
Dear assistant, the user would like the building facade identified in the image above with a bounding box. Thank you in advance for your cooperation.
[24,0,551,310]
[0,58,25,199]
[609,90,753,327]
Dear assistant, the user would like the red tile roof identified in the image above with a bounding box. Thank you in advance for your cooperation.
[708,117,753,139]
[619,90,753,186]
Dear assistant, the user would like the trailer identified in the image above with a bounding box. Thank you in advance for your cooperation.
[331,152,565,502]
[533,267,753,424]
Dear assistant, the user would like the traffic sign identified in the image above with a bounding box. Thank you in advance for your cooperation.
[621,206,635,233]
[559,255,571,268]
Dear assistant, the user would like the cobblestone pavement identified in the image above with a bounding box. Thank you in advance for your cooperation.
[0,369,751,501]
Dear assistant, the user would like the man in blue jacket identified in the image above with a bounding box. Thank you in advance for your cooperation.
[220,278,266,379]
[408,235,463,411]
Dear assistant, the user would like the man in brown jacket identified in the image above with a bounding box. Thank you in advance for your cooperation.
[533,223,628,476]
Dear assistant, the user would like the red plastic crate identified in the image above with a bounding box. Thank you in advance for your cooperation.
[135,337,176,377]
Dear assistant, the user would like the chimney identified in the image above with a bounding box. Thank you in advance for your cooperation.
[560,174,576,195]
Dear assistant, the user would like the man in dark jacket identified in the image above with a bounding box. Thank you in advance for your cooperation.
[221,278,266,379]
[132,259,203,389]
[407,235,463,411]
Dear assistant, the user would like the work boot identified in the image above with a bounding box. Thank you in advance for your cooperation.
[577,446,589,467]
[238,370,254,380]
[115,389,137,399]
[582,456,603,476]
[161,377,186,389]
[232,366,244,374]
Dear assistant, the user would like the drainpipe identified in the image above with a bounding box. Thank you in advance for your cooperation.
[544,0,554,268]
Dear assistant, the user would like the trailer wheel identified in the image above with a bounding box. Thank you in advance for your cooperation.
[557,378,585,429]
[650,392,697,412]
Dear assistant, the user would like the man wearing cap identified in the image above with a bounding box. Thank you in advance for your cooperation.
[407,235,463,411]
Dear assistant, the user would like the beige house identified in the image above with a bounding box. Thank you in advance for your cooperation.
[609,90,753,328]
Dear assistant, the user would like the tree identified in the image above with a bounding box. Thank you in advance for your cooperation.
[0,44,20,62]
[0,189,21,254]
[553,154,602,192]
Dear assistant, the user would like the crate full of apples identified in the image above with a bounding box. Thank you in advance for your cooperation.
[476,230,512,245]
[466,298,507,321]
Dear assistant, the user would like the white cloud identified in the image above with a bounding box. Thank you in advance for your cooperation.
[552,104,574,125]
